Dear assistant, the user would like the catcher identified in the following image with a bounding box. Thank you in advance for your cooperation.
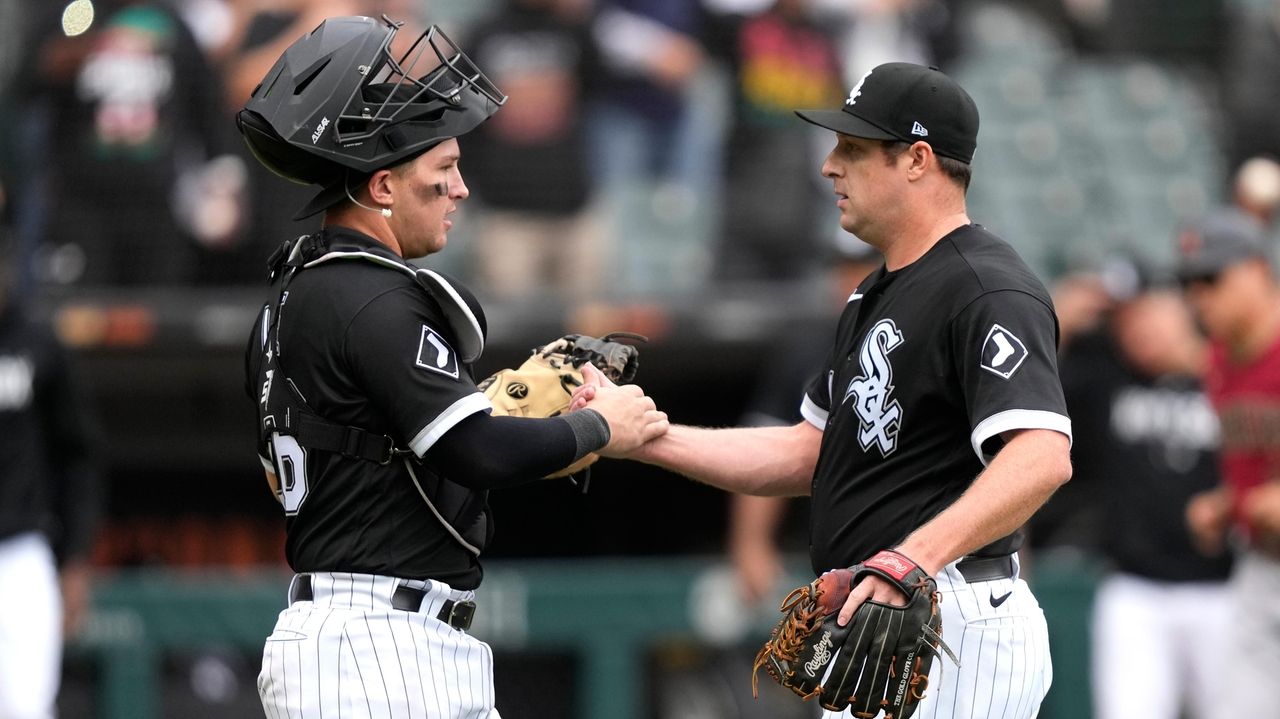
[240,16,667,716]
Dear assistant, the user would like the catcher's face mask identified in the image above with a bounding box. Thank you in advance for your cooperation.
[237,15,506,216]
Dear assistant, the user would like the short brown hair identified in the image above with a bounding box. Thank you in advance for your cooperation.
[882,140,971,192]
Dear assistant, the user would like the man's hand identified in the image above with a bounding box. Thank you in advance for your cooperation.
[754,550,948,716]
[1243,482,1280,539]
[833,550,929,625]
[574,363,668,456]
[729,495,788,606]
[1186,487,1232,555]
[568,373,598,412]
[60,561,92,638]
[1051,273,1112,350]
[733,540,784,606]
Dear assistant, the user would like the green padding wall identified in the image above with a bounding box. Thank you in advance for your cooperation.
[73,555,1104,719]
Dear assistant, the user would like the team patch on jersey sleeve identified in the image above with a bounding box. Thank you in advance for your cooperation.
[415,326,460,378]
[979,324,1029,379]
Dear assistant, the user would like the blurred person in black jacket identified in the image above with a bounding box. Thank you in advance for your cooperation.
[1041,259,1230,719]
[0,185,102,719]
[703,0,845,282]
[219,0,363,283]
[461,0,608,299]
[21,0,239,286]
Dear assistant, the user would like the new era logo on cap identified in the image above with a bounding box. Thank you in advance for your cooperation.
[911,121,928,137]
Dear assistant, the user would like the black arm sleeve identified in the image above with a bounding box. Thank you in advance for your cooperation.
[39,331,102,565]
[425,411,603,490]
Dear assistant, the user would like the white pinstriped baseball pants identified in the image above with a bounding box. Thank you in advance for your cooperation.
[1223,550,1280,717]
[1090,573,1229,719]
[823,554,1051,719]
[0,533,61,719]
[258,572,500,719]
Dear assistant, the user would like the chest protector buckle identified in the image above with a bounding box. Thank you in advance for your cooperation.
[257,235,420,466]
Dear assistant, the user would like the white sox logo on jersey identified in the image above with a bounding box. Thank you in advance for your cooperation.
[980,324,1028,379]
[416,325,460,378]
[843,319,905,456]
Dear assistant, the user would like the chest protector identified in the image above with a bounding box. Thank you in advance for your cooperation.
[253,233,491,555]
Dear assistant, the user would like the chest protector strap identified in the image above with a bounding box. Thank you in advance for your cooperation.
[258,234,485,465]
[294,413,399,464]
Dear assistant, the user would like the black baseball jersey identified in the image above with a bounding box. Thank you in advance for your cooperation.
[802,224,1071,573]
[0,303,100,563]
[1051,330,1230,582]
[245,228,494,589]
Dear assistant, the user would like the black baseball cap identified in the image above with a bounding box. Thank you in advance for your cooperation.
[796,62,979,163]
[1175,208,1269,281]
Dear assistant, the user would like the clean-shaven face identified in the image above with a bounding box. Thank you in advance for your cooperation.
[390,138,469,258]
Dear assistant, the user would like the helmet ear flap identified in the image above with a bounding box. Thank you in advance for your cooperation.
[236,110,340,187]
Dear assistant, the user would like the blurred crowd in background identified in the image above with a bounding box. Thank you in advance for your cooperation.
[0,0,1277,298]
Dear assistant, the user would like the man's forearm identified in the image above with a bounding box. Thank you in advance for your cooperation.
[633,421,821,497]
[896,429,1072,574]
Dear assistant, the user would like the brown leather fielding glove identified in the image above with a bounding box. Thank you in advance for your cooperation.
[753,550,955,718]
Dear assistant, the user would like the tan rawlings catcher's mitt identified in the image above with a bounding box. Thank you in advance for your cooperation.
[478,333,643,478]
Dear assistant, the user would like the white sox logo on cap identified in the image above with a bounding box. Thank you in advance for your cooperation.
[799,62,979,163]
[846,69,871,106]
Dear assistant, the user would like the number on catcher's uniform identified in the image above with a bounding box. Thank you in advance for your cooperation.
[752,549,957,718]
[270,433,310,514]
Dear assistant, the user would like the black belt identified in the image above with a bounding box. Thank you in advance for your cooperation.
[290,575,476,631]
[955,555,1016,582]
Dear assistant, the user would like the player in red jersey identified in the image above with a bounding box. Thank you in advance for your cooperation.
[1179,208,1280,717]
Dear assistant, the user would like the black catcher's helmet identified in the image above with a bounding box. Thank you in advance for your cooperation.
[236,15,505,217]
